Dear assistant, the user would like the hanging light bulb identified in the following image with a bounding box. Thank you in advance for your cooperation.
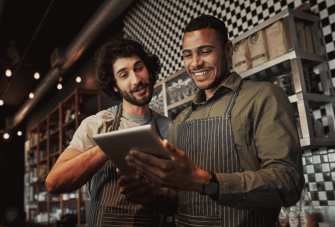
[4,133,9,139]
[29,92,34,99]
[0,99,3,106]
[5,69,12,77]
[17,131,22,136]
[34,72,40,79]
[76,76,81,83]
[57,83,62,90]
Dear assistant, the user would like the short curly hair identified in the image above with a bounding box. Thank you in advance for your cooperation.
[94,38,161,100]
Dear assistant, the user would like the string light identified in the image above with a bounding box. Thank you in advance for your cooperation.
[29,92,34,99]
[57,74,63,90]
[4,133,9,139]
[17,131,22,136]
[34,72,40,79]
[5,69,12,77]
[0,99,3,106]
[76,76,81,83]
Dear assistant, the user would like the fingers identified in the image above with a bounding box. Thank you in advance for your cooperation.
[118,174,140,186]
[116,168,123,176]
[119,177,151,194]
[126,190,154,205]
[122,182,155,204]
[162,140,184,159]
[126,150,170,169]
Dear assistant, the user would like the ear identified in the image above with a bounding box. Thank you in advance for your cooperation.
[113,87,118,92]
[226,40,233,58]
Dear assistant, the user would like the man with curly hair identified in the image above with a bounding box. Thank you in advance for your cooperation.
[46,38,177,226]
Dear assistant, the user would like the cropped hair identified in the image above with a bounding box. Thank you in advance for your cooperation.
[184,15,229,50]
[94,38,161,100]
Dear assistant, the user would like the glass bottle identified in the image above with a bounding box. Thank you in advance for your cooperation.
[289,203,300,227]
[300,185,315,227]
[278,207,289,227]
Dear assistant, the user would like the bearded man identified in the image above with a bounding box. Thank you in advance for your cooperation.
[46,38,177,227]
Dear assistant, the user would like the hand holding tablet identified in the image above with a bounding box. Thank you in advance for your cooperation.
[92,125,170,174]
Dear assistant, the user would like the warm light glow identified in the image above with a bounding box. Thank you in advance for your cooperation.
[29,92,34,99]
[17,131,22,136]
[5,69,12,77]
[4,133,9,139]
[76,76,81,83]
[57,83,62,90]
[0,99,3,106]
[34,72,40,79]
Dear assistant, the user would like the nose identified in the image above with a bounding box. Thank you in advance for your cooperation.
[129,70,141,85]
[190,54,204,69]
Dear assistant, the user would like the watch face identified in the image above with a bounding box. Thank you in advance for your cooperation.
[204,182,219,195]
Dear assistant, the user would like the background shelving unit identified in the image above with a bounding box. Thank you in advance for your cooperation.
[26,88,101,225]
[150,8,335,150]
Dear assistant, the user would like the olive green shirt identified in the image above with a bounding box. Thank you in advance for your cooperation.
[170,72,304,208]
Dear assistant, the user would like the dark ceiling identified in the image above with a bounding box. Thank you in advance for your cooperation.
[0,0,106,128]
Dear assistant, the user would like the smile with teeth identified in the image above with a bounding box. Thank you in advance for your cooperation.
[194,70,210,76]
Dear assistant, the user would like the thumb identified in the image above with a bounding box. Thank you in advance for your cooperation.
[162,140,179,160]
[116,168,123,176]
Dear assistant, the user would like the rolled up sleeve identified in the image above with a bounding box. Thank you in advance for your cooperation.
[217,84,304,208]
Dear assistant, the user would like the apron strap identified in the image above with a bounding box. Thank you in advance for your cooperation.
[223,79,243,117]
[110,103,123,132]
[181,79,244,124]
[181,108,193,124]
[150,110,163,139]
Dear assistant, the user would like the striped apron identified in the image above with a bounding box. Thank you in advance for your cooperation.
[176,81,279,227]
[88,103,162,227]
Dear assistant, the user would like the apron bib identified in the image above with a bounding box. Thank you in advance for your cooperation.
[176,81,278,227]
[98,103,162,226]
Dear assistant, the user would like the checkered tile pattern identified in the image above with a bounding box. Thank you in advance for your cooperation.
[303,146,335,206]
[124,0,335,205]
[124,0,335,81]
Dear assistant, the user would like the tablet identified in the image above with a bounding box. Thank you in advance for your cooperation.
[92,124,170,174]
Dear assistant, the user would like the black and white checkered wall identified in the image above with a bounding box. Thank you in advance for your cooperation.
[124,0,335,206]
[124,0,335,81]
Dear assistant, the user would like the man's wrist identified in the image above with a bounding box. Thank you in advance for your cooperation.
[191,168,210,193]
[96,146,109,161]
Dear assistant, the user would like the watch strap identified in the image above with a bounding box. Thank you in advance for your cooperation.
[209,171,218,183]
[201,172,219,195]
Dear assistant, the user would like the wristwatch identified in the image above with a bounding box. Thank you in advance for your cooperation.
[202,171,219,196]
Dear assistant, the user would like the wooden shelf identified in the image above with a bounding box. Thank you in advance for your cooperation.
[62,118,75,128]
[30,143,38,150]
[26,88,101,225]
[62,199,85,205]
[50,200,61,204]
[30,162,37,168]
[50,151,61,158]
[39,157,48,164]
[25,221,55,227]
[49,128,59,138]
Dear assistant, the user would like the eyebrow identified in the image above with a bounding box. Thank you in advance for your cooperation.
[182,45,214,54]
[116,60,143,75]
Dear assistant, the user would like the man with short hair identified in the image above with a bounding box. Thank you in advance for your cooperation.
[46,38,177,227]
[124,15,304,226]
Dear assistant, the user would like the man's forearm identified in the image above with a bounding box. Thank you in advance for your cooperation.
[46,146,108,194]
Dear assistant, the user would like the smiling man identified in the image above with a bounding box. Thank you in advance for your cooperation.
[125,15,304,226]
[46,38,177,227]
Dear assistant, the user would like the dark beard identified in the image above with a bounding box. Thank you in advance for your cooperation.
[117,80,154,107]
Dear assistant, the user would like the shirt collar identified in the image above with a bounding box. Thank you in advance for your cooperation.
[191,72,242,108]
